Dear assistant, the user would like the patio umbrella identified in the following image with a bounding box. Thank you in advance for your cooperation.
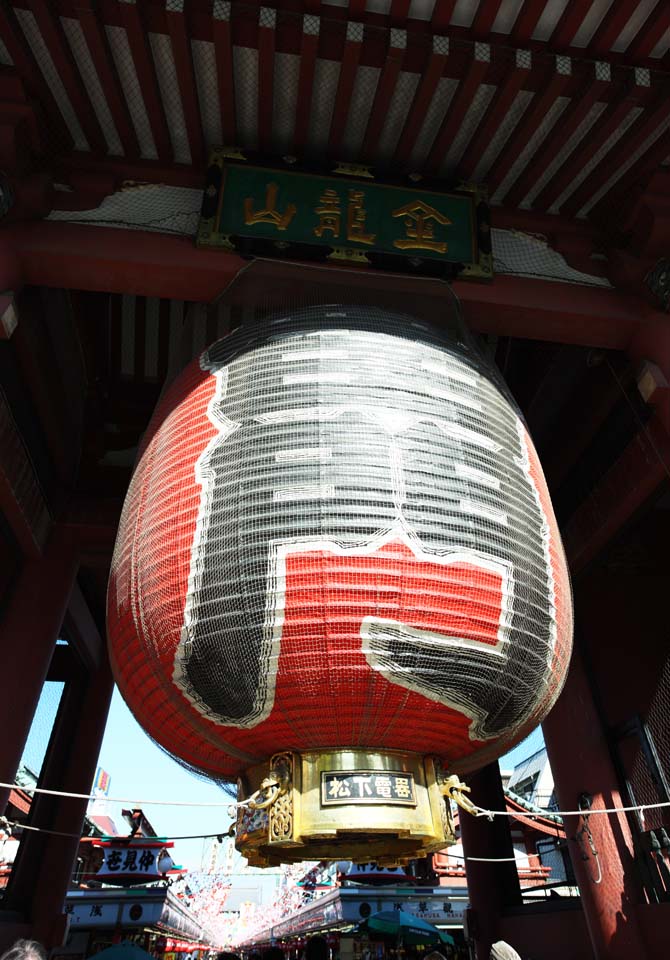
[89,942,155,960]
[360,909,455,947]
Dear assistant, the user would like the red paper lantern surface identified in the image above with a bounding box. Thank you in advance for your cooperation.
[107,307,572,781]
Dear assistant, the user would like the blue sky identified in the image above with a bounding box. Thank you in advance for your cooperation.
[95,687,234,870]
[22,679,544,873]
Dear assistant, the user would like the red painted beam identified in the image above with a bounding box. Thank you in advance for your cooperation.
[549,0,594,50]
[487,60,572,196]
[0,4,73,149]
[118,1,173,161]
[457,48,531,181]
[212,3,236,145]
[6,220,642,348]
[25,0,106,154]
[293,14,319,156]
[626,3,670,61]
[77,0,140,158]
[329,20,363,157]
[510,0,548,45]
[587,1,637,57]
[257,6,276,155]
[532,90,646,212]
[348,0,366,18]
[361,28,405,163]
[431,0,458,32]
[424,43,490,176]
[504,63,610,208]
[165,1,205,167]
[389,0,411,25]
[393,35,449,168]
[0,391,49,559]
[471,0,504,38]
[592,122,670,222]
[562,88,670,217]
[11,221,246,302]
[564,413,669,574]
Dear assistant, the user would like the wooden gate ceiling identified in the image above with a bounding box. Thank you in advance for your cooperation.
[2,0,670,219]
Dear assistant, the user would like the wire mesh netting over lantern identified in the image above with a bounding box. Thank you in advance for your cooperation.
[107,299,573,782]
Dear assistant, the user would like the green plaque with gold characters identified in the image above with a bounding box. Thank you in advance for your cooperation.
[198,151,492,280]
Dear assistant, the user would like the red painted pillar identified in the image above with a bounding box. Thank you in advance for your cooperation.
[543,645,648,959]
[29,653,115,947]
[0,527,77,812]
[459,762,522,959]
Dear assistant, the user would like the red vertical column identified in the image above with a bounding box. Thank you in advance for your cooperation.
[543,645,648,959]
[29,653,115,947]
[0,527,77,812]
[460,762,522,959]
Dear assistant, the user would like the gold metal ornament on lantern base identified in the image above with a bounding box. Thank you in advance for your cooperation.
[234,749,460,867]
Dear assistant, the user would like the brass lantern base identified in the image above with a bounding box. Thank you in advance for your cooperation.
[235,749,456,868]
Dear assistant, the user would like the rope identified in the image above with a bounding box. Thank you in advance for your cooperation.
[4,781,670,820]
[0,781,234,807]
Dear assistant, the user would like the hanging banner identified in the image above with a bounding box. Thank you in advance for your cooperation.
[198,154,492,279]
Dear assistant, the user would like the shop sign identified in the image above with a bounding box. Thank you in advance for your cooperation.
[322,771,416,806]
[342,862,411,883]
[198,156,492,279]
[64,901,119,927]
[95,841,175,885]
[402,898,467,923]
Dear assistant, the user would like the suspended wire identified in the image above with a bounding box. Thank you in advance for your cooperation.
[5,780,670,820]
[0,781,235,807]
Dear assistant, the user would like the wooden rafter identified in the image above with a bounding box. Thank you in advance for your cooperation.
[77,0,140,158]
[328,20,363,157]
[118,0,173,161]
[212,2,236,146]
[510,0,548,45]
[393,34,449,167]
[165,0,204,166]
[431,1,458,33]
[471,0,505,38]
[293,13,319,156]
[257,5,276,155]
[626,4,670,62]
[361,28,405,162]
[425,42,491,176]
[587,2,637,58]
[549,1,593,51]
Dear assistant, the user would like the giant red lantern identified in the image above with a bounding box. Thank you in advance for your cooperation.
[108,304,572,865]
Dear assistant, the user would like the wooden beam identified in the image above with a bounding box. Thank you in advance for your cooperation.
[257,5,276,155]
[424,42,491,176]
[165,0,205,166]
[457,48,531,181]
[510,0,549,45]
[504,61,610,208]
[118,0,173,161]
[487,57,572,196]
[5,220,644,351]
[293,13,320,156]
[564,413,669,573]
[393,34,450,167]
[329,19,363,157]
[212,0,236,145]
[0,4,73,149]
[361,28,405,163]
[26,0,107,155]
[587,1,638,58]
[532,82,649,212]
[562,85,670,217]
[471,0,504,38]
[549,0,593,50]
[626,3,670,62]
[431,0,458,33]
[77,0,140,158]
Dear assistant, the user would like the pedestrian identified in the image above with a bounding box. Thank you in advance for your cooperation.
[0,942,47,960]
[262,948,284,960]
[490,943,522,960]
[304,938,328,960]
